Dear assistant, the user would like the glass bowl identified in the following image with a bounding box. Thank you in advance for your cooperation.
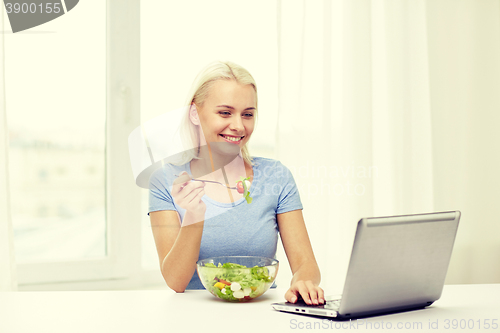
[196,256,279,302]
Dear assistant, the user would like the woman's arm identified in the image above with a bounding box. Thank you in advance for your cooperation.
[149,172,206,293]
[150,210,205,293]
[277,209,325,305]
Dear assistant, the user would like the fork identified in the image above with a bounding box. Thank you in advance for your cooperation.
[174,174,237,190]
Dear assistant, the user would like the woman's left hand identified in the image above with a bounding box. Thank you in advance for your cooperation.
[285,280,325,305]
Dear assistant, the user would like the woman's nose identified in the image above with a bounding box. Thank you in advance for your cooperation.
[229,116,244,131]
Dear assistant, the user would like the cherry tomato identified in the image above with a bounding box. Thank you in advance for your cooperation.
[236,181,244,194]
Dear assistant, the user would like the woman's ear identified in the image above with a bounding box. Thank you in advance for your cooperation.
[189,104,200,125]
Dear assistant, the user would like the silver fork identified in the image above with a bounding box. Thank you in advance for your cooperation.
[174,174,237,190]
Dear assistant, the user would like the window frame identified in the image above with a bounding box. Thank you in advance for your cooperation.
[17,0,146,290]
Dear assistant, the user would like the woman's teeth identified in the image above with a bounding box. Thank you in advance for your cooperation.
[221,135,242,142]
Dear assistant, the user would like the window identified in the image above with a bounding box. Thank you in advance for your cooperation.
[6,0,141,289]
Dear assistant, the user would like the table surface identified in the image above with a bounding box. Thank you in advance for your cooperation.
[1,284,499,332]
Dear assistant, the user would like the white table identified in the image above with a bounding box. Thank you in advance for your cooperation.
[1,284,499,332]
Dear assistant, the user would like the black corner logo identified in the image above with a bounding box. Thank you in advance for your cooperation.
[3,0,79,33]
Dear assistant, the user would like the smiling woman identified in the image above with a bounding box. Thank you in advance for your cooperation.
[147,61,325,305]
[195,80,256,148]
[180,61,258,167]
[188,79,256,200]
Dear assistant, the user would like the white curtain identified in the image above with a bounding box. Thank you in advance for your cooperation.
[277,0,500,292]
[0,4,17,291]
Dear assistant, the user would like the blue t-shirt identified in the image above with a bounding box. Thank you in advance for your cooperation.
[148,156,303,289]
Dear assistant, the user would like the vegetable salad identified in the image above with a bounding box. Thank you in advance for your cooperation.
[198,262,275,301]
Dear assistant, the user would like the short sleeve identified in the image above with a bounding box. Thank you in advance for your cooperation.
[275,162,303,214]
[148,166,177,215]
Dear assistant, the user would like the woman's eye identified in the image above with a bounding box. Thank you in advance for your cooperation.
[243,113,254,118]
[218,111,231,116]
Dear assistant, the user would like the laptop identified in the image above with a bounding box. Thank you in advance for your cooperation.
[271,210,461,320]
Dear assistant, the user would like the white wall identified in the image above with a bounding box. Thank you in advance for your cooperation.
[427,0,500,283]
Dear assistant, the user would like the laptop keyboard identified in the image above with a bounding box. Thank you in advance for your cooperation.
[299,299,340,310]
[325,299,340,310]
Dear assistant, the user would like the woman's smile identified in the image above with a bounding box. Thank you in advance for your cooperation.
[219,134,244,144]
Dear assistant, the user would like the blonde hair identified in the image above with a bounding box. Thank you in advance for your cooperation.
[179,61,258,166]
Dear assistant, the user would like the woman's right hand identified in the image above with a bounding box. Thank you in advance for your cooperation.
[171,171,206,217]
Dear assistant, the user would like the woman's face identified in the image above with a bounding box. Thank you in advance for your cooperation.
[195,79,256,149]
